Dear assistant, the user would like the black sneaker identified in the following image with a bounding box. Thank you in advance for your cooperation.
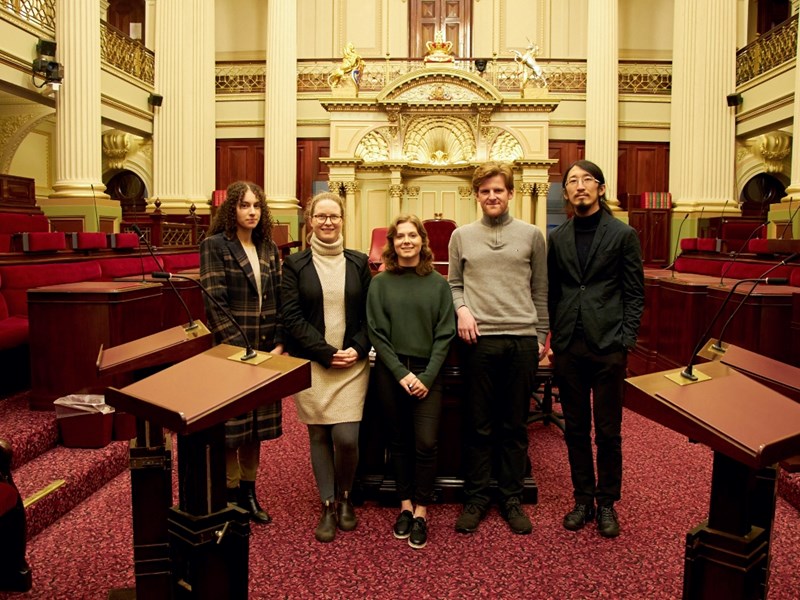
[393,510,414,539]
[563,503,595,531]
[501,498,532,535]
[455,504,485,534]
[597,505,620,538]
[408,517,428,549]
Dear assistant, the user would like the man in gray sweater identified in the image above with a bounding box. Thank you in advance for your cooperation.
[448,161,549,535]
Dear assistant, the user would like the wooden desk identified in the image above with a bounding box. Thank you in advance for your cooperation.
[27,281,163,410]
[116,273,205,329]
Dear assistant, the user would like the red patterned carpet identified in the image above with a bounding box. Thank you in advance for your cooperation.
[4,399,800,599]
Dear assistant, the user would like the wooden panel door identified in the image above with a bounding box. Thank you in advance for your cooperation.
[216,140,264,190]
[409,0,471,59]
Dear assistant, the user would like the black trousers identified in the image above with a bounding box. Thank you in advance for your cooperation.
[553,335,627,507]
[374,356,443,506]
[461,335,539,508]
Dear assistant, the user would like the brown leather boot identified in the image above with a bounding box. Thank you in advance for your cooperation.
[314,500,337,543]
[336,490,357,531]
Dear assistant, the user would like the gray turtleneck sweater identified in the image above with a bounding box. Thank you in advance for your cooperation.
[447,211,549,343]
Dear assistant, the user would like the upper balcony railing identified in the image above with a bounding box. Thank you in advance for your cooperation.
[736,13,798,86]
[100,21,154,86]
[1,0,54,33]
[216,58,672,96]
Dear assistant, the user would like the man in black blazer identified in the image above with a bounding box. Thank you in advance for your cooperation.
[547,160,644,538]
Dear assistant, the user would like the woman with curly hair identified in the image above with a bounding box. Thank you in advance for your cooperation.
[281,191,371,543]
[200,180,284,525]
[366,214,455,549]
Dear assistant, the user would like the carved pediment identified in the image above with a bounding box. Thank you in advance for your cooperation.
[377,68,502,106]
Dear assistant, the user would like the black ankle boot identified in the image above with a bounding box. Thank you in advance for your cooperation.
[314,500,337,543]
[238,480,271,524]
[336,490,357,531]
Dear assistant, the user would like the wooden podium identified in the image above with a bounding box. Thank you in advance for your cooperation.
[99,324,213,600]
[625,360,800,600]
[105,344,310,599]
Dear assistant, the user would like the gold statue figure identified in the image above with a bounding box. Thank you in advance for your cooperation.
[424,30,454,63]
[328,42,365,89]
[512,40,547,90]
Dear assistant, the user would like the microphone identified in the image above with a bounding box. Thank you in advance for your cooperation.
[718,220,769,286]
[152,272,257,361]
[716,200,730,252]
[711,252,799,352]
[669,213,689,278]
[679,276,789,381]
[130,225,199,333]
[130,223,147,283]
[779,200,800,240]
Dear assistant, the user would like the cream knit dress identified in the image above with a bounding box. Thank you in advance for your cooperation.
[293,235,370,424]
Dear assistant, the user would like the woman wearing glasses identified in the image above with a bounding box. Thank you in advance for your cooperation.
[367,214,455,549]
[281,191,372,543]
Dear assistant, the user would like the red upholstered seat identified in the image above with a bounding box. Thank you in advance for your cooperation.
[0,261,103,316]
[97,256,163,280]
[161,253,200,272]
[109,233,140,249]
[20,232,66,253]
[368,227,388,272]
[422,219,457,264]
[69,232,108,251]
[696,238,718,252]
[680,238,698,251]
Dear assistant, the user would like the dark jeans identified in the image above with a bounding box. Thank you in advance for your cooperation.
[553,335,627,507]
[461,335,539,508]
[374,356,443,506]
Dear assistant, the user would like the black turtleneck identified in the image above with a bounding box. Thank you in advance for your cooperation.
[574,209,602,272]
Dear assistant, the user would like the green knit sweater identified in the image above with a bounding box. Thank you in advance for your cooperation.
[366,268,456,388]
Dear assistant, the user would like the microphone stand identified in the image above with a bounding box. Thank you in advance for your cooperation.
[717,220,770,287]
[669,213,689,278]
[152,272,258,361]
[711,252,798,353]
[680,277,789,382]
[130,224,199,332]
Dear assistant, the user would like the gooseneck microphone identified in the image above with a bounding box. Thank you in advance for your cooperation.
[669,213,690,278]
[711,252,799,352]
[152,272,257,361]
[680,276,790,381]
[130,224,198,332]
[779,201,800,240]
[718,220,770,286]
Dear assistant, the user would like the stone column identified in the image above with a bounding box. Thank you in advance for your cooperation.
[144,0,156,50]
[389,184,404,218]
[535,182,550,232]
[150,0,215,214]
[777,13,800,238]
[585,0,620,210]
[264,0,300,212]
[46,0,113,232]
[669,0,737,216]
[517,182,534,224]
[343,181,359,245]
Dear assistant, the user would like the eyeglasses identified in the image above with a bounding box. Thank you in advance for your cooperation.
[312,214,342,224]
[565,175,601,188]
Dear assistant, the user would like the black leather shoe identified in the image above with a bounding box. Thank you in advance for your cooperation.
[226,486,239,505]
[238,480,271,524]
[597,505,620,538]
[563,503,595,531]
[408,517,428,549]
[393,510,414,539]
[455,504,485,534]
[336,491,357,531]
[314,500,337,543]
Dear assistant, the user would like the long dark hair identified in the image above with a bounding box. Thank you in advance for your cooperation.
[382,214,434,276]
[561,160,613,214]
[208,181,273,245]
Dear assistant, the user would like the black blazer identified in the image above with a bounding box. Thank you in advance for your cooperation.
[547,210,644,354]
[281,248,372,367]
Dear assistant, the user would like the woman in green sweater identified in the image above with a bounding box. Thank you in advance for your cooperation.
[366,214,455,549]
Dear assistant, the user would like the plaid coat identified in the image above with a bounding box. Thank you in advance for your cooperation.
[200,232,284,447]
